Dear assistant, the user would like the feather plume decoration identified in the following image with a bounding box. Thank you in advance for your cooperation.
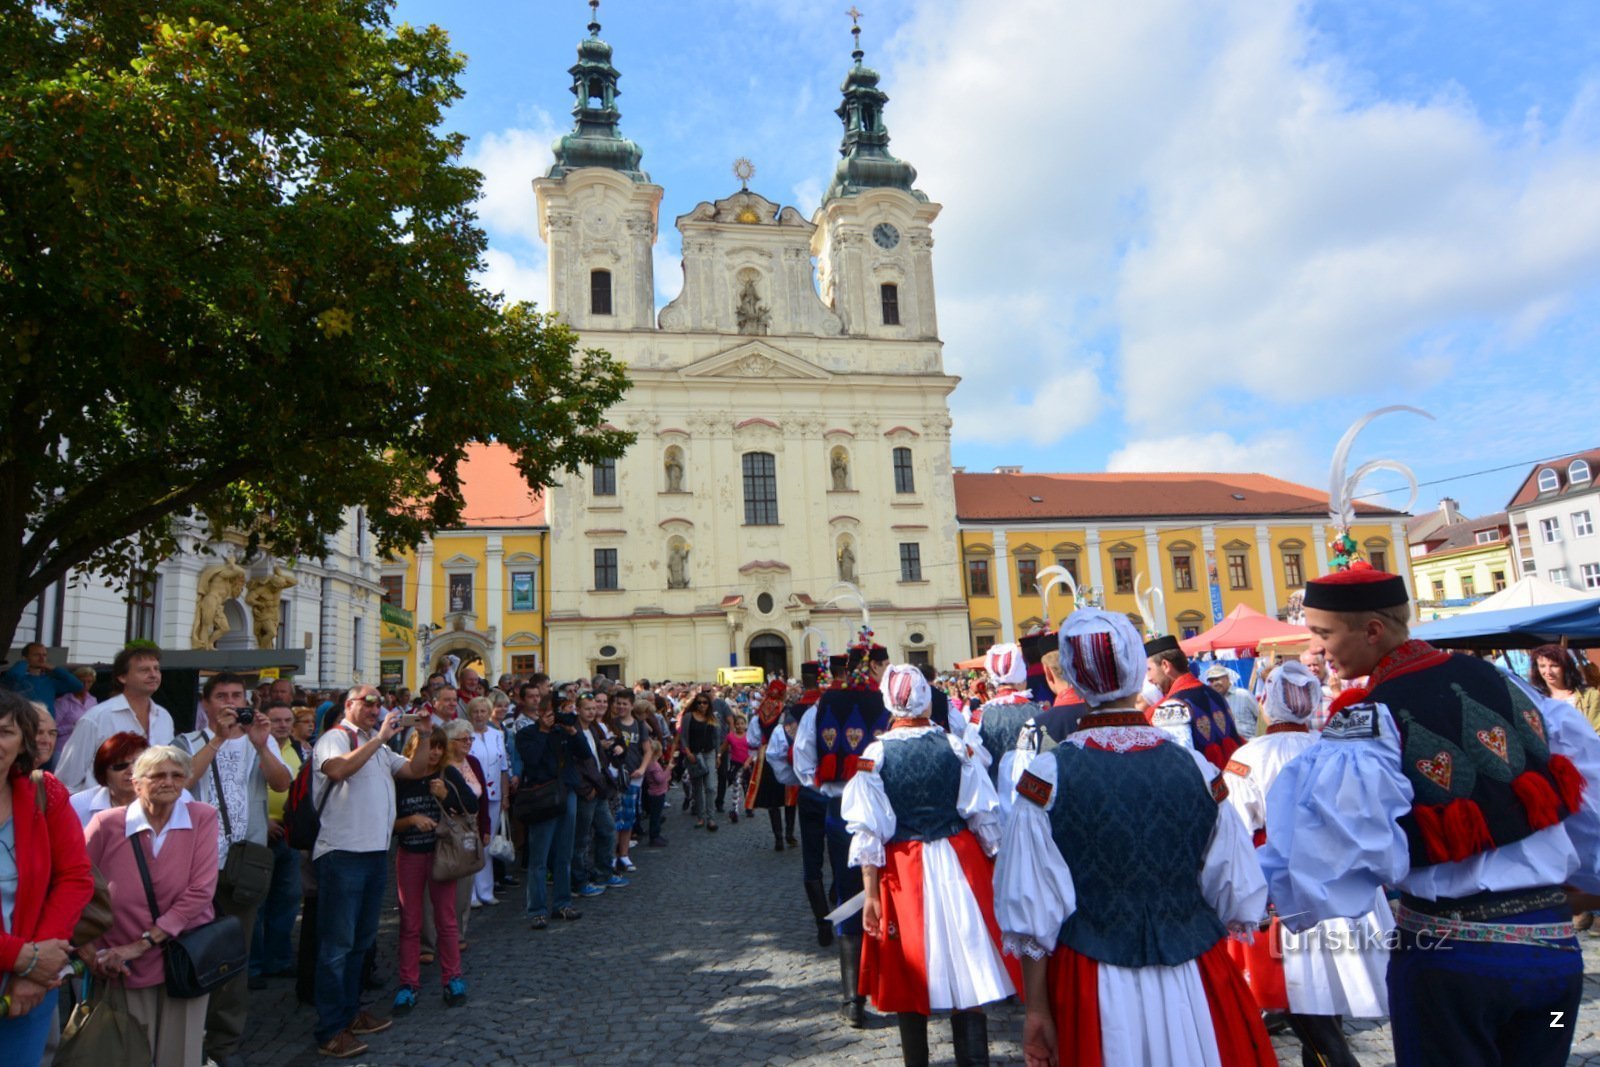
[1134,573,1165,638]
[820,581,869,630]
[1327,405,1433,568]
[1034,564,1079,630]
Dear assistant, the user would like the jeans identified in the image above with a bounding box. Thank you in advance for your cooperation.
[395,849,461,988]
[0,987,56,1064]
[571,793,617,889]
[687,754,714,817]
[251,835,302,976]
[525,790,577,918]
[312,849,388,1044]
[644,792,666,841]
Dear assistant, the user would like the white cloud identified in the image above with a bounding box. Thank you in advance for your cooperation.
[478,247,548,309]
[465,118,562,247]
[1107,430,1313,480]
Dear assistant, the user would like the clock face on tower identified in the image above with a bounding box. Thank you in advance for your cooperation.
[872,222,900,249]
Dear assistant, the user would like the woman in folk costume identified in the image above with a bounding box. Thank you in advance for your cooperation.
[842,664,1019,1067]
[955,642,1042,786]
[1223,660,1389,1067]
[743,678,800,851]
[995,607,1276,1067]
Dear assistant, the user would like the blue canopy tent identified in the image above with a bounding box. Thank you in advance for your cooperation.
[1411,596,1600,650]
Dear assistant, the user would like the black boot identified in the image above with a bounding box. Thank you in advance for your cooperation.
[950,1011,990,1067]
[897,1013,930,1067]
[837,934,865,1028]
[1287,1014,1361,1067]
[804,880,835,947]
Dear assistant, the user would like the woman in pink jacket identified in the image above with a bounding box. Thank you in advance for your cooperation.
[85,743,219,1067]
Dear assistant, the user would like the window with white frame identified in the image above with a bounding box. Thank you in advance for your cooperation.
[1537,468,1560,493]
[1573,510,1594,538]
[1582,563,1600,590]
[1549,569,1571,586]
[1570,459,1592,484]
[1474,530,1500,544]
[1540,517,1562,543]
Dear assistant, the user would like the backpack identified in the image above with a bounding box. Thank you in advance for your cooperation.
[283,725,357,851]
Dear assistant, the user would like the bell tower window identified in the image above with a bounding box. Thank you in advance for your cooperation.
[590,269,613,315]
[880,283,900,326]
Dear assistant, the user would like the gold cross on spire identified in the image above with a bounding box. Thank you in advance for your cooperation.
[846,5,862,24]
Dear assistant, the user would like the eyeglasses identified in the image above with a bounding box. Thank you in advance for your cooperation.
[109,761,133,772]
[357,693,382,705]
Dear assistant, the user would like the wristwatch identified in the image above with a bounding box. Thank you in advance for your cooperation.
[141,931,157,946]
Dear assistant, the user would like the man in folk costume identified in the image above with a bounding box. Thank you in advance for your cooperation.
[792,631,892,1027]
[745,676,800,851]
[844,665,1020,1067]
[995,607,1276,1067]
[1260,564,1600,1067]
[1019,630,1058,707]
[958,642,1042,786]
[1145,632,1246,771]
[1223,660,1389,1067]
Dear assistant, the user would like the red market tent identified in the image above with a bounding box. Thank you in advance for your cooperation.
[954,655,986,670]
[1179,604,1309,655]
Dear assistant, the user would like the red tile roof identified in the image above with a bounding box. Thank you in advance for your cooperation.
[954,471,1404,523]
[457,443,546,528]
[1506,448,1600,510]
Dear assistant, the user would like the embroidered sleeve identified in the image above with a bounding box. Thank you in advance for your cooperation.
[1320,702,1380,740]
[1016,769,1052,808]
[1210,774,1229,803]
[1150,700,1191,727]
[1225,758,1250,778]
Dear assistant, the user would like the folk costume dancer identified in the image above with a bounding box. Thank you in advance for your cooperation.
[1019,630,1058,707]
[1261,566,1600,1067]
[745,677,800,851]
[995,607,1276,1067]
[959,643,1042,787]
[1223,660,1388,1067]
[788,656,846,948]
[793,638,892,1027]
[844,665,1019,1067]
[1145,633,1246,771]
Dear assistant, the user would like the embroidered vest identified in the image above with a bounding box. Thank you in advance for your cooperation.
[1048,742,1225,967]
[813,689,890,783]
[880,732,967,843]
[1166,680,1244,768]
[1369,652,1584,868]
[974,697,1038,784]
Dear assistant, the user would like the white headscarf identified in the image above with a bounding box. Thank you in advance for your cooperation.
[985,643,1027,686]
[1266,660,1322,724]
[1055,609,1147,707]
[879,664,933,718]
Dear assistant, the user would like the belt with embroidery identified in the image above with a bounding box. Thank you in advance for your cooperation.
[1399,886,1567,923]
[1395,904,1577,950]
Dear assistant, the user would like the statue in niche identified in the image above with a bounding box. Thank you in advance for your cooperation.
[838,540,856,583]
[191,558,248,650]
[735,277,771,336]
[830,449,850,492]
[664,448,684,492]
[667,541,690,589]
[246,567,298,650]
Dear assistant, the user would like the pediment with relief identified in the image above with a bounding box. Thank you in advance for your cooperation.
[679,340,830,381]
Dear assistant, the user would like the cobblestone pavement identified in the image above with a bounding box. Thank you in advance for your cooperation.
[240,787,1600,1065]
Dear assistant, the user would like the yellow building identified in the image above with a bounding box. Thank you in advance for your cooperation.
[381,444,548,690]
[1407,509,1514,621]
[954,470,1408,656]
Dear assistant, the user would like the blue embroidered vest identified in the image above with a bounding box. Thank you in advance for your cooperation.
[1165,680,1243,766]
[879,731,966,843]
[814,689,890,783]
[975,698,1038,784]
[1048,742,1225,967]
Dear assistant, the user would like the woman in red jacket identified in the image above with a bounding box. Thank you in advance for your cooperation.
[0,690,95,1061]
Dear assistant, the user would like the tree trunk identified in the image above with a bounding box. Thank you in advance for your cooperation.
[0,595,31,657]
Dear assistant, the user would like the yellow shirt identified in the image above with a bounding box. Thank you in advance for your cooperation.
[267,739,302,822]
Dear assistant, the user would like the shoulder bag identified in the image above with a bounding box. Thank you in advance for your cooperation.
[129,828,247,999]
[209,749,275,906]
[430,774,486,882]
[54,976,151,1067]
[32,770,113,946]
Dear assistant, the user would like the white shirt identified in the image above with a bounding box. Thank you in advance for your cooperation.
[764,719,799,787]
[71,784,195,829]
[124,796,195,858]
[53,694,174,793]
[181,732,290,867]
[310,721,407,860]
[470,727,509,802]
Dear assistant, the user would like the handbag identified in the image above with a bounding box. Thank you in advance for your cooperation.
[32,771,113,945]
[486,810,517,863]
[54,977,152,1067]
[430,776,486,882]
[129,829,248,999]
[210,755,275,906]
[512,778,563,823]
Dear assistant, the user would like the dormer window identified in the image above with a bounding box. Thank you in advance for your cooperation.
[1538,468,1559,493]
[1570,459,1592,485]
[1474,529,1501,545]
[590,269,613,315]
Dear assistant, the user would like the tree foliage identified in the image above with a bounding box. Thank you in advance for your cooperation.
[0,0,633,646]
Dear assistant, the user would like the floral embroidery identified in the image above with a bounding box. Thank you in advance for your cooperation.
[1522,709,1547,745]
[1476,726,1508,762]
[1416,751,1453,790]
[1065,725,1172,754]
[845,727,864,750]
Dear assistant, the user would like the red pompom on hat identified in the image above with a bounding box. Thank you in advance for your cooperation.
[1303,561,1409,612]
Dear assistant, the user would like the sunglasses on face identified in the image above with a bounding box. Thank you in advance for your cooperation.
[109,761,133,772]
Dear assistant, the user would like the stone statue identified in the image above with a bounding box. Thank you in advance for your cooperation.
[735,277,770,336]
[665,449,684,492]
[191,559,248,650]
[831,450,850,492]
[838,540,856,583]
[667,541,690,589]
[246,568,298,650]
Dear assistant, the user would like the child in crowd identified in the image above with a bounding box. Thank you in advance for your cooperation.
[641,738,670,846]
[724,713,750,822]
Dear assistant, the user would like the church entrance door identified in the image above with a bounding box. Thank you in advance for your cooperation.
[747,633,789,683]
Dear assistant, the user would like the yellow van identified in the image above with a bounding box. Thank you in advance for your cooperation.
[716,666,765,687]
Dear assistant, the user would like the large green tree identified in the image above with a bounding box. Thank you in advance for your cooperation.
[0,1,633,648]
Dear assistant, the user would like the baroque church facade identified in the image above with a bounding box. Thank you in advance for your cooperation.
[538,12,970,682]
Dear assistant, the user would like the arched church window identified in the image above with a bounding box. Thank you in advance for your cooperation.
[590,269,613,315]
[880,283,899,326]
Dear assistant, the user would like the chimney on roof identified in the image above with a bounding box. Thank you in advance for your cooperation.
[993,465,1022,475]
[1438,498,1462,524]
[952,466,965,474]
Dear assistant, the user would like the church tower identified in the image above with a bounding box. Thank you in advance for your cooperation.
[812,18,940,341]
[532,2,662,330]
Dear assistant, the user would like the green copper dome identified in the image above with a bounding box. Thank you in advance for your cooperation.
[823,40,925,203]
[547,8,648,182]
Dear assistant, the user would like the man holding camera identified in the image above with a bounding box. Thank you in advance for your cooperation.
[177,673,293,1067]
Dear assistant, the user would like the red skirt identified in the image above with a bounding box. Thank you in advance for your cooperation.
[1225,917,1288,1012]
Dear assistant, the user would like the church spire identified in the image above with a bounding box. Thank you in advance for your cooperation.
[548,0,649,182]
[823,8,924,202]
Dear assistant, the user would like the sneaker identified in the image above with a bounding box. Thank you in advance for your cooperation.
[317,1031,369,1059]
[392,987,418,1016]
[349,1011,392,1036]
[443,977,468,1007]
[554,906,583,921]
[579,883,606,898]
[605,874,630,889]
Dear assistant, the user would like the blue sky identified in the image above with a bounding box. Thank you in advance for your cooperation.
[392,0,1600,519]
